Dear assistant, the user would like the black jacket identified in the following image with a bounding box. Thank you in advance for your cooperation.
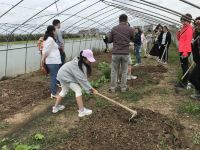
[192,31,200,64]
[158,31,171,48]
[134,33,142,46]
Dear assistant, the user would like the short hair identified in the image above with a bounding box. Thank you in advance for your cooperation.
[195,16,200,21]
[52,19,61,26]
[180,14,192,23]
[119,14,128,22]
[163,26,169,31]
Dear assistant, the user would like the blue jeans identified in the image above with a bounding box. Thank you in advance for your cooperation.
[135,45,141,64]
[47,64,60,95]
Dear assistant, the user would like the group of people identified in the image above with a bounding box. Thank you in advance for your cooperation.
[149,24,172,64]
[40,13,200,118]
[175,14,200,100]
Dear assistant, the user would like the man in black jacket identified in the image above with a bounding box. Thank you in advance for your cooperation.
[189,17,200,100]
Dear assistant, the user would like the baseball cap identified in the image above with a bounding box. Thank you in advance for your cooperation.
[82,49,96,62]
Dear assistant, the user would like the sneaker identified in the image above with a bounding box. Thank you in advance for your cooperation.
[57,84,61,88]
[190,94,200,100]
[78,108,92,117]
[134,63,139,67]
[127,75,137,80]
[131,75,137,80]
[52,105,65,113]
[127,75,131,80]
[51,94,57,99]
[121,87,129,92]
[187,82,192,90]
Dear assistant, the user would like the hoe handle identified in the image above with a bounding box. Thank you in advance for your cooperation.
[96,92,137,116]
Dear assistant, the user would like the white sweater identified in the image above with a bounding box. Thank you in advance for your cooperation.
[43,37,61,64]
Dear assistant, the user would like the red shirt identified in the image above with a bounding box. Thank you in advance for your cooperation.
[176,24,193,57]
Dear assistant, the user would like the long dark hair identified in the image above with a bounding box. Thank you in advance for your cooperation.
[78,51,92,76]
[44,25,56,41]
[135,27,142,35]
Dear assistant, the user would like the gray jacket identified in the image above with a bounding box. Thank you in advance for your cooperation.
[57,58,92,93]
[55,28,64,49]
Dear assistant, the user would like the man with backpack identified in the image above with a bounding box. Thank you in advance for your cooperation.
[53,19,66,66]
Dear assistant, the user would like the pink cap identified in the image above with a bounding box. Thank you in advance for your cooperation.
[82,49,96,62]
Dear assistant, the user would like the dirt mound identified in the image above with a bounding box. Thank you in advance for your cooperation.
[129,65,168,88]
[0,79,49,120]
[56,106,187,150]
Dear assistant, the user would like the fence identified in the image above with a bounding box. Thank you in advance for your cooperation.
[0,37,110,79]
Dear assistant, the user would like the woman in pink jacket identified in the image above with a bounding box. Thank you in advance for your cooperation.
[176,14,193,89]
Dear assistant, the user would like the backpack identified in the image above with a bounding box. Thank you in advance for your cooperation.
[37,37,44,54]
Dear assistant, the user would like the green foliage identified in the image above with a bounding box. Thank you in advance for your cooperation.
[14,144,40,150]
[178,101,200,117]
[34,133,45,141]
[97,62,109,72]
[119,91,143,102]
[1,145,8,150]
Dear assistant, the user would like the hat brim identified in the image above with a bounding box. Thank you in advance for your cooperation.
[87,57,96,62]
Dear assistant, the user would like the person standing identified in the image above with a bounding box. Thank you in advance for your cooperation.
[41,25,61,98]
[52,19,66,66]
[149,25,163,58]
[158,26,171,64]
[189,17,200,100]
[141,31,147,58]
[146,29,153,56]
[134,27,142,66]
[175,14,193,89]
[107,14,134,93]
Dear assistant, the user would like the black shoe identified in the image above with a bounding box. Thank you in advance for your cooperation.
[190,94,200,100]
[175,82,186,89]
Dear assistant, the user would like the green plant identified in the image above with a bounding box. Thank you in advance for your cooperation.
[178,101,200,116]
[34,133,44,141]
[1,145,8,150]
[97,62,109,72]
[14,144,40,150]
[119,91,143,102]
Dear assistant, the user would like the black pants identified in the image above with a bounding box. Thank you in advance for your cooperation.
[180,52,190,85]
[59,48,66,66]
[189,64,200,92]
[159,45,168,62]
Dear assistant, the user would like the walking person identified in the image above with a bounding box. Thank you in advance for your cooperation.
[107,14,134,93]
[41,25,61,99]
[52,49,98,117]
[158,26,172,64]
[189,17,200,100]
[134,27,142,66]
[146,29,153,56]
[53,19,66,65]
[175,14,193,89]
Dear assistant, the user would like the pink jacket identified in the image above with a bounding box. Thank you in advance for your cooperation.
[176,24,193,57]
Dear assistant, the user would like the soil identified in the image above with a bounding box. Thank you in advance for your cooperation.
[56,106,188,150]
[0,77,49,121]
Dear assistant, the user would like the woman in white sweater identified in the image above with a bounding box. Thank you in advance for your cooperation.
[41,25,61,98]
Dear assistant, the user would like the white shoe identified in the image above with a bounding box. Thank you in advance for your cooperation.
[52,105,65,113]
[78,108,92,117]
[134,63,139,66]
[131,75,137,80]
[51,94,57,99]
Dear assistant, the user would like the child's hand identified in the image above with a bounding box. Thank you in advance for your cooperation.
[90,88,98,94]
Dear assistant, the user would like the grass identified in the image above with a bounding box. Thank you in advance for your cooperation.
[119,91,143,102]
[178,101,200,117]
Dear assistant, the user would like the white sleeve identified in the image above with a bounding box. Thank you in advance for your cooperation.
[43,38,54,55]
